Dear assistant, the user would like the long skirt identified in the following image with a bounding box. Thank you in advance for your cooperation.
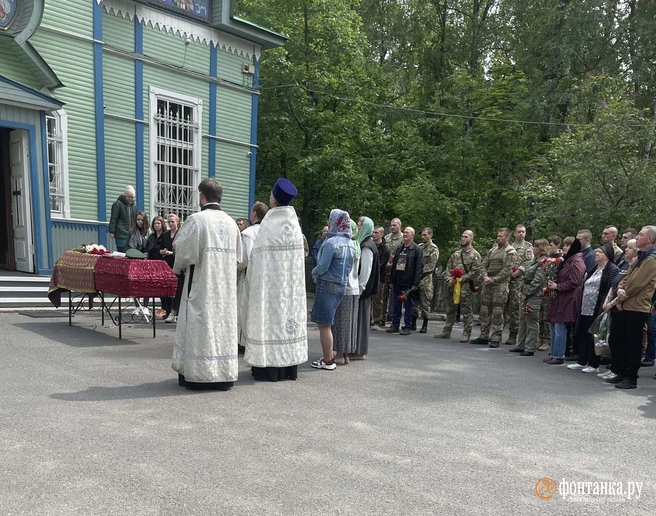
[332,294,359,353]
[356,296,372,356]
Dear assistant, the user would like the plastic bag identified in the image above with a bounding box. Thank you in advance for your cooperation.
[588,312,611,358]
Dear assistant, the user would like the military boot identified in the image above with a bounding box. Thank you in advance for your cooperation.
[411,316,417,331]
[419,318,428,333]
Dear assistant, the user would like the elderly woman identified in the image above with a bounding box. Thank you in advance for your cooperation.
[351,217,379,360]
[310,210,355,371]
[332,220,361,365]
[567,243,619,373]
[545,238,586,364]
[510,239,547,356]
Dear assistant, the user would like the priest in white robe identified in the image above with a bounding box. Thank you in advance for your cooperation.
[237,201,269,352]
[244,178,308,381]
[172,178,242,391]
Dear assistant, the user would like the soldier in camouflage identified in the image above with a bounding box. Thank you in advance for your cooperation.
[380,218,404,328]
[413,227,439,333]
[503,224,534,346]
[471,228,517,348]
[435,230,483,342]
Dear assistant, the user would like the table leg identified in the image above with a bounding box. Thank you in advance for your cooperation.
[118,296,122,340]
[68,290,72,327]
[101,292,105,326]
[152,297,156,338]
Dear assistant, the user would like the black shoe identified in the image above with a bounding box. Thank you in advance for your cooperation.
[605,376,624,384]
[564,355,578,362]
[641,359,654,367]
[419,318,428,334]
[509,348,523,353]
[400,328,411,336]
[520,351,534,356]
[488,341,500,348]
[615,379,637,389]
[411,316,418,331]
[471,337,489,345]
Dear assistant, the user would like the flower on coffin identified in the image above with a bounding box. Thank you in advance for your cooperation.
[74,243,110,255]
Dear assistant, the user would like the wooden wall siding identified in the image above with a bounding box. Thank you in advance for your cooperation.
[103,54,135,117]
[142,24,211,76]
[142,67,210,134]
[51,224,104,261]
[30,30,98,221]
[142,124,150,215]
[216,49,251,85]
[217,88,252,143]
[103,10,134,52]
[0,105,49,268]
[105,118,137,221]
[0,45,42,90]
[41,0,94,38]
[211,0,224,25]
[215,141,250,217]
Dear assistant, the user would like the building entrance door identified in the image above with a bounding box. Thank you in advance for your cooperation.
[8,129,34,273]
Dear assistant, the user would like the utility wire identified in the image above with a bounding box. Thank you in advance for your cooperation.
[259,83,647,128]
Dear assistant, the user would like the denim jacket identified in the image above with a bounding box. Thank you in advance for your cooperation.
[312,235,355,286]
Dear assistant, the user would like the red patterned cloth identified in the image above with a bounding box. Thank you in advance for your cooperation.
[48,251,101,307]
[93,257,178,297]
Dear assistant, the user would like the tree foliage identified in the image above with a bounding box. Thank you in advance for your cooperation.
[238,0,656,258]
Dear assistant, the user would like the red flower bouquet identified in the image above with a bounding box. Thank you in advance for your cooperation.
[451,268,464,279]
[397,291,407,302]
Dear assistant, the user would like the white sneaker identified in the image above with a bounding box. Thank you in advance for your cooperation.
[597,370,612,378]
[582,366,599,374]
[164,314,177,323]
[311,358,337,370]
[567,363,586,370]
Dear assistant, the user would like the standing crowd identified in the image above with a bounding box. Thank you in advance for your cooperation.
[108,182,656,391]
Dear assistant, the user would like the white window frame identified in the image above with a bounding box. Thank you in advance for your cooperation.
[46,109,71,219]
[149,86,203,222]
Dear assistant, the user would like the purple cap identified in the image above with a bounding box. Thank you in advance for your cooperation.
[272,178,297,206]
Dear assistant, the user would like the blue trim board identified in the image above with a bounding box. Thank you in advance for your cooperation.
[248,57,259,208]
[208,43,218,178]
[93,1,107,247]
[39,111,54,269]
[0,118,48,274]
[135,19,145,209]
[0,75,64,107]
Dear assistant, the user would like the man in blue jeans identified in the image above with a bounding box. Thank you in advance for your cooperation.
[387,227,423,335]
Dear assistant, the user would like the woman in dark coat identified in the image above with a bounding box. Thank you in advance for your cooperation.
[567,243,619,372]
[546,238,586,364]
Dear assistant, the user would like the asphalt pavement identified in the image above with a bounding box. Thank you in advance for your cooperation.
[1,310,655,516]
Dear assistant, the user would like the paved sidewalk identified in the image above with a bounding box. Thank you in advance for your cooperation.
[1,312,654,515]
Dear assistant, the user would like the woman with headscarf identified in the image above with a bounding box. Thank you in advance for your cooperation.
[332,219,361,365]
[351,217,380,360]
[310,210,356,370]
[545,237,586,364]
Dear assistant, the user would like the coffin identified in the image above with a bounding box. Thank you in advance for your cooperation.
[93,257,178,297]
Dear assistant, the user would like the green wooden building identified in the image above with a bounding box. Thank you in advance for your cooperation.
[0,0,284,274]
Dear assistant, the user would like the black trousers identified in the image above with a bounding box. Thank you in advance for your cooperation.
[576,315,600,368]
[172,273,185,313]
[608,310,649,382]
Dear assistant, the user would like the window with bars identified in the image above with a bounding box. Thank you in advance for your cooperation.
[46,110,69,218]
[151,90,201,222]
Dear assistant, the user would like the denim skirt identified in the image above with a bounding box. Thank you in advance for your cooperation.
[311,279,346,325]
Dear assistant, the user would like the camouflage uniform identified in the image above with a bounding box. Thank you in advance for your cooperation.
[538,250,562,351]
[514,257,547,353]
[381,231,404,323]
[478,244,516,343]
[439,247,483,338]
[504,241,533,345]
[413,241,439,319]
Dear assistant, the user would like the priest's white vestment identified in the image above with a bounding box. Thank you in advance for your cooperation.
[172,205,242,382]
[244,206,308,367]
[237,224,260,336]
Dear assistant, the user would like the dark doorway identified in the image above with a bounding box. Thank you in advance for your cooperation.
[0,127,15,270]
